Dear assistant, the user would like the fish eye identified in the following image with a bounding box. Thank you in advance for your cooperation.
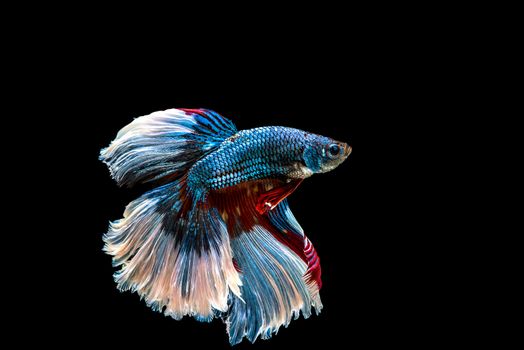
[328,144,341,157]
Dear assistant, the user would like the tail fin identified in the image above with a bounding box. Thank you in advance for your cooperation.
[100,108,236,187]
[101,108,242,321]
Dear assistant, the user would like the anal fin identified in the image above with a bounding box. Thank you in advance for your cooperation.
[209,180,322,344]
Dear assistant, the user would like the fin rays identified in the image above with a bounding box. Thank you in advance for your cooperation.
[210,180,323,344]
[104,182,242,320]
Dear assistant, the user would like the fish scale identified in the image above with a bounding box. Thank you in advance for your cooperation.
[187,126,306,193]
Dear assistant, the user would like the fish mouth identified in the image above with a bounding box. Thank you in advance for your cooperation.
[340,143,352,158]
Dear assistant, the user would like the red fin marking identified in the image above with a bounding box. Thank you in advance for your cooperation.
[179,108,206,116]
[232,258,242,273]
[208,181,264,235]
[255,179,303,215]
[304,237,322,289]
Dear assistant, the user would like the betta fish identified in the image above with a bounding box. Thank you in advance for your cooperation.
[100,108,351,344]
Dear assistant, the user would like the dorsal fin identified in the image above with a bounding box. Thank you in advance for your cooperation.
[100,108,236,187]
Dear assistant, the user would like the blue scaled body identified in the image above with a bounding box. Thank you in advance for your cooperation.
[188,127,305,194]
[100,108,351,345]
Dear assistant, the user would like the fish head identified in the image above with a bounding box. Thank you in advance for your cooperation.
[302,134,351,174]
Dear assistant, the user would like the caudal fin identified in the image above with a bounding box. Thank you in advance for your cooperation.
[101,109,242,320]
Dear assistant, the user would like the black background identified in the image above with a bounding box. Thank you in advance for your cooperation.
[10,4,499,346]
[41,21,448,347]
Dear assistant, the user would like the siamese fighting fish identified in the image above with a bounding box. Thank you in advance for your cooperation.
[100,108,351,344]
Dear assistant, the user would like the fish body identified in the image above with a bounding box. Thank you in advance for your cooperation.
[188,126,349,196]
[100,108,350,344]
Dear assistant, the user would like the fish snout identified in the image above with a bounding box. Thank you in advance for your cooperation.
[341,142,352,158]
